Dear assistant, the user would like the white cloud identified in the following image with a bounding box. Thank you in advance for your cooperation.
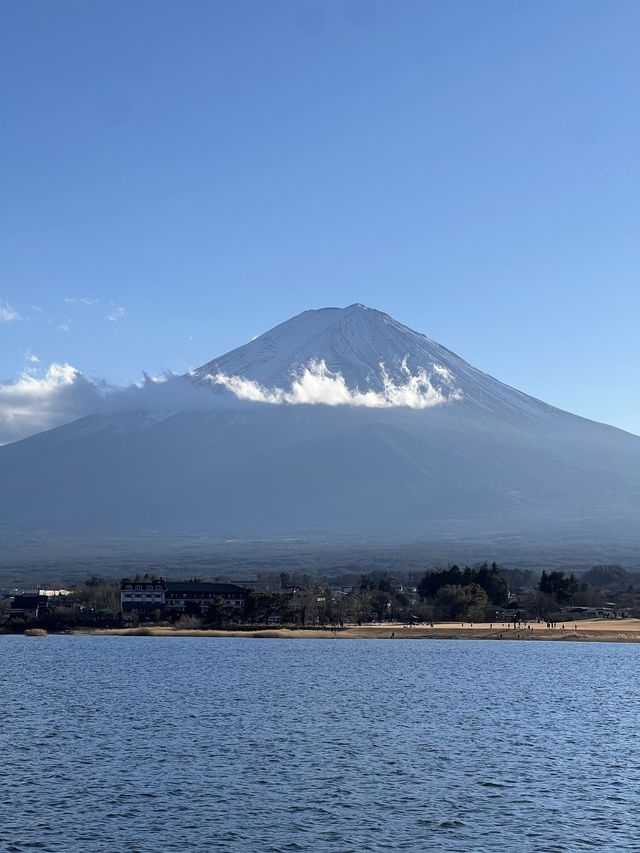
[58,319,72,332]
[25,350,40,364]
[0,302,20,322]
[0,366,221,444]
[106,306,125,322]
[206,359,463,409]
[32,305,43,312]
[0,358,463,446]
[0,363,104,444]
[65,297,99,305]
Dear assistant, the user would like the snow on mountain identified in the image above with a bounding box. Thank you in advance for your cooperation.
[190,304,550,416]
[193,304,448,390]
[0,304,638,545]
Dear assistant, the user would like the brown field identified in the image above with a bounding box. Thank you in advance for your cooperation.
[78,618,640,644]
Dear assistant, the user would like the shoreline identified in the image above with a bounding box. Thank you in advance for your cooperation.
[71,618,640,644]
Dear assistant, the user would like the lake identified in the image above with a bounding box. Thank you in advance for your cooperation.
[2,636,639,852]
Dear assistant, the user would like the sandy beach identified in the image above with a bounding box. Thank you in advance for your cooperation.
[80,618,640,644]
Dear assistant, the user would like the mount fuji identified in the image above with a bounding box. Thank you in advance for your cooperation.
[1,304,639,549]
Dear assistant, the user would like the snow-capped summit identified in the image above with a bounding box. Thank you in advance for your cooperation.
[191,304,434,391]
[0,303,639,554]
[191,303,548,416]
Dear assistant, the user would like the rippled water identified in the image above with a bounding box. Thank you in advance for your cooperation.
[2,636,640,852]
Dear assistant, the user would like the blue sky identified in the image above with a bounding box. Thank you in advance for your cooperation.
[1,0,639,433]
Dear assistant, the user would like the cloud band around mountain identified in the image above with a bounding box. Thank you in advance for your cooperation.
[0,358,462,445]
[205,359,462,409]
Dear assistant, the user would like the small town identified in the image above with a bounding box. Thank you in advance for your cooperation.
[1,563,636,635]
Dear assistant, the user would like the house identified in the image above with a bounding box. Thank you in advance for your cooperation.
[565,605,628,619]
[329,584,359,596]
[38,588,72,598]
[120,576,167,613]
[120,576,247,616]
[10,594,49,620]
[164,581,247,615]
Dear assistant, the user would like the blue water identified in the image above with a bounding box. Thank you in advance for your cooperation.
[2,636,640,852]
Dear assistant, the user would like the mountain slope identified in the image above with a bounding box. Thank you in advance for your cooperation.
[192,304,552,416]
[0,305,638,543]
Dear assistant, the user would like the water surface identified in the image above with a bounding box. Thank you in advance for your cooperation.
[2,636,639,852]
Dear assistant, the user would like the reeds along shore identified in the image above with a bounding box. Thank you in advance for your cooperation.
[77,618,640,643]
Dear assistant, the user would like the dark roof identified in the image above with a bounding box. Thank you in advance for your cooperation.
[12,594,48,608]
[165,582,246,594]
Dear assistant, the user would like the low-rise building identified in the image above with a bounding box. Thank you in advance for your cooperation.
[120,576,247,617]
[38,588,72,598]
[120,576,167,613]
[165,581,246,615]
[10,594,49,620]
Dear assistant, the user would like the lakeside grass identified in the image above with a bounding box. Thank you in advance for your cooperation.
[74,618,640,644]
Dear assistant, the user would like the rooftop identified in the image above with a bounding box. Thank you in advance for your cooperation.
[165,582,246,594]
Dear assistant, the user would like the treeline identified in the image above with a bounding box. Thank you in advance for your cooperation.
[2,561,640,632]
[418,563,508,602]
[413,563,507,621]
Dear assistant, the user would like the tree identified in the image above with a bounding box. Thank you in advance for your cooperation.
[348,591,374,625]
[245,591,293,624]
[475,562,508,606]
[538,571,578,604]
[295,588,322,626]
[581,565,631,591]
[418,566,462,600]
[418,563,507,606]
[370,590,391,621]
[205,597,232,627]
[435,584,489,620]
[73,577,120,613]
